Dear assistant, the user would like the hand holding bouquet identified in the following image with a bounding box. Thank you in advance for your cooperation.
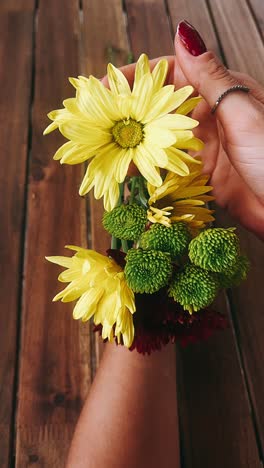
[45,54,249,354]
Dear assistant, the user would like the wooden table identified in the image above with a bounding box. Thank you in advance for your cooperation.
[1,0,264,466]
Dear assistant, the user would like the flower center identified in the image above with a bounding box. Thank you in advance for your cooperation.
[112,119,143,148]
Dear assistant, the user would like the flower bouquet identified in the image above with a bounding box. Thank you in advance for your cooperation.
[45,54,249,354]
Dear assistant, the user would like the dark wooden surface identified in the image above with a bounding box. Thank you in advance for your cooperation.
[1,1,263,466]
[0,2,34,466]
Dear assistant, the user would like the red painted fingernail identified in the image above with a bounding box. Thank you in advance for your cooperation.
[177,20,207,56]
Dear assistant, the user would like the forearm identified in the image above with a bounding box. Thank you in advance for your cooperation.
[67,343,180,468]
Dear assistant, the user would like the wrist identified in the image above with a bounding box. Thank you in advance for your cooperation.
[103,341,176,375]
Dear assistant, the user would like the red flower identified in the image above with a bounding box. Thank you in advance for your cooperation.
[96,249,229,354]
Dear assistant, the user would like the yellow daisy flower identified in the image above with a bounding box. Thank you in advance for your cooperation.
[46,246,136,347]
[44,54,203,211]
[147,160,215,230]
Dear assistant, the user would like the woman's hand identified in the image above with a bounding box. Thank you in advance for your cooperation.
[175,20,264,239]
[114,21,264,239]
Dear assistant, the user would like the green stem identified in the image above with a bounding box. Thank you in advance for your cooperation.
[118,182,124,205]
[138,176,148,208]
[111,236,118,249]
[129,177,138,205]
[121,239,129,253]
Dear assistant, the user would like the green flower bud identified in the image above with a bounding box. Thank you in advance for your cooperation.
[218,255,250,288]
[125,248,172,294]
[189,227,240,273]
[103,204,147,240]
[139,222,191,257]
[169,264,219,313]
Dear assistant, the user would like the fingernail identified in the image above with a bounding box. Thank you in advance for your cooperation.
[177,20,207,56]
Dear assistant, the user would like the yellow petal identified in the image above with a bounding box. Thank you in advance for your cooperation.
[134,54,150,85]
[143,143,168,167]
[46,256,73,269]
[60,120,111,145]
[76,88,114,125]
[167,147,202,166]
[79,165,94,196]
[175,199,206,206]
[165,147,190,176]
[73,288,104,321]
[43,121,58,135]
[161,85,194,114]
[173,130,194,142]
[107,63,131,95]
[144,125,176,148]
[116,95,133,119]
[116,310,134,348]
[176,96,203,115]
[58,267,83,283]
[101,320,115,342]
[120,278,136,314]
[115,148,133,183]
[131,73,153,121]
[54,141,97,165]
[63,98,81,115]
[142,85,174,123]
[148,113,199,131]
[59,276,91,302]
[82,145,125,199]
[89,76,122,121]
[151,59,168,93]
[173,185,213,199]
[176,137,204,151]
[69,76,89,89]
[104,181,120,211]
[132,144,162,186]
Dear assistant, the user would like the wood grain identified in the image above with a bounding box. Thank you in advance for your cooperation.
[209,0,264,81]
[248,0,264,40]
[1,1,262,466]
[0,8,34,467]
[126,0,174,58]
[166,0,221,54]
[15,1,91,466]
[81,0,130,364]
[177,297,261,468]
[208,0,264,455]
[0,0,34,11]
[165,3,261,467]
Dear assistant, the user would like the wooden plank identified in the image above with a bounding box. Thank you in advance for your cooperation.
[81,0,130,364]
[209,0,264,80]
[208,0,264,454]
[0,7,34,467]
[163,2,261,466]
[0,0,35,11]
[248,0,264,40]
[15,1,91,466]
[126,0,174,58]
[177,299,261,468]
[166,0,221,54]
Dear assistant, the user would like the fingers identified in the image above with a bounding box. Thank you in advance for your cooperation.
[175,37,250,122]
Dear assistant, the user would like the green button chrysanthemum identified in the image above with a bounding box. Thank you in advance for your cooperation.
[218,255,250,288]
[168,264,219,313]
[139,222,191,257]
[103,204,147,240]
[188,227,240,273]
[124,248,173,294]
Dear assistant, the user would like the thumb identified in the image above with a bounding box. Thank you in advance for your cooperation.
[175,21,249,123]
